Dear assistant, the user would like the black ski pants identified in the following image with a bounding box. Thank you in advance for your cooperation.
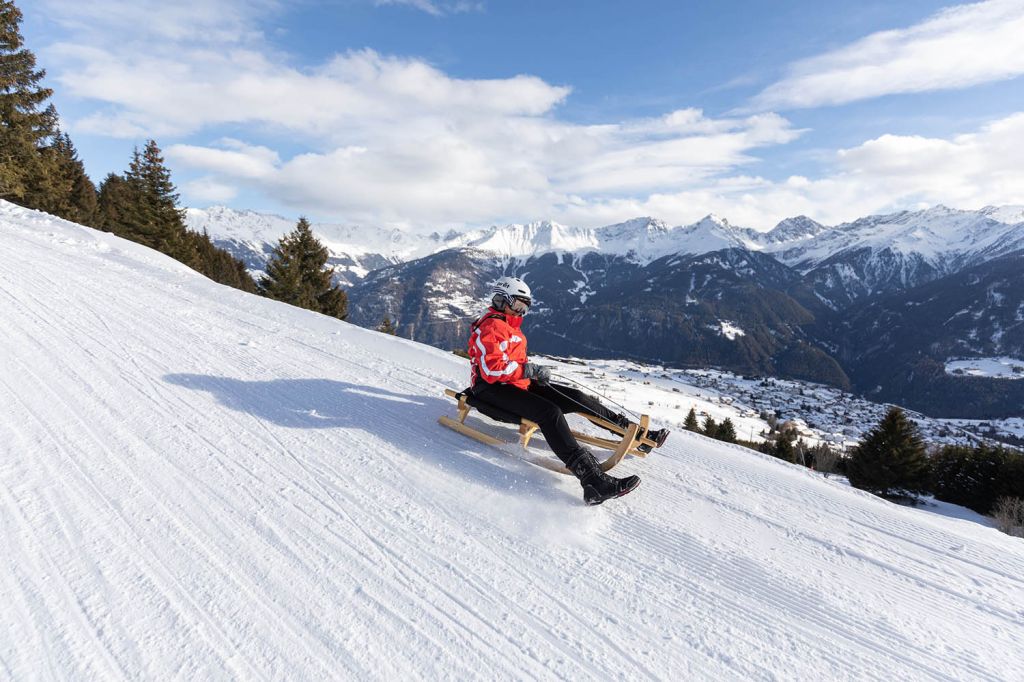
[471,381,622,461]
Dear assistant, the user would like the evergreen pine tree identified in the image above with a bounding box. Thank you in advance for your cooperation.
[185,229,258,293]
[21,133,68,213]
[684,407,700,432]
[931,444,1010,515]
[89,149,255,293]
[97,173,137,236]
[317,277,348,320]
[702,415,717,437]
[773,430,798,463]
[123,140,188,257]
[716,417,737,443]
[759,428,798,463]
[259,217,348,319]
[260,232,303,304]
[43,132,98,225]
[60,133,98,225]
[377,316,397,334]
[0,0,59,206]
[997,451,1024,503]
[847,407,930,499]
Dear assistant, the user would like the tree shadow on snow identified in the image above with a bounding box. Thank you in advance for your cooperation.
[163,373,573,501]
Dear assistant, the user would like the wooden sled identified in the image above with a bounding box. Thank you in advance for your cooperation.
[438,388,657,475]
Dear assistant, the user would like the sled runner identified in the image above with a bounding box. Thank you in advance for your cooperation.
[438,388,656,475]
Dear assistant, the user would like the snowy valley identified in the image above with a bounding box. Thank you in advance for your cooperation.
[537,358,1019,450]
[4,201,1024,679]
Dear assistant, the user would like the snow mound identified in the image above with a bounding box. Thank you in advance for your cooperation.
[2,200,1023,679]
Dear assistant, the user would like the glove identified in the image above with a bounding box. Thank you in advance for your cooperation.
[521,362,552,385]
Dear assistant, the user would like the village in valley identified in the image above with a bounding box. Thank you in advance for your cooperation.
[540,357,1023,454]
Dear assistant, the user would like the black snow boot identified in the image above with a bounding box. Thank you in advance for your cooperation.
[565,447,640,506]
[638,428,670,454]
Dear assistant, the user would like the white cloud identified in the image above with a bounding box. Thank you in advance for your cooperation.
[552,113,802,195]
[40,0,800,229]
[41,0,281,46]
[750,0,1024,110]
[373,0,484,16]
[554,112,1024,229]
[39,0,1024,232]
[157,107,799,227]
[168,141,280,179]
[183,177,239,203]
[831,112,1024,207]
[51,45,570,139]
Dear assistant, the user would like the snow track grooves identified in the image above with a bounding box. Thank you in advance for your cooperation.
[3,204,1024,680]
[5,349,268,677]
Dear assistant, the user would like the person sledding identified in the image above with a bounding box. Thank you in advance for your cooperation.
[465,276,669,505]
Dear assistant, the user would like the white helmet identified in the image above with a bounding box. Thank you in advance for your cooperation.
[491,276,532,315]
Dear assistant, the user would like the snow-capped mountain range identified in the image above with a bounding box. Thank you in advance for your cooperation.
[186,206,454,283]
[447,214,759,262]
[772,205,1024,281]
[188,204,1024,418]
[187,204,1024,289]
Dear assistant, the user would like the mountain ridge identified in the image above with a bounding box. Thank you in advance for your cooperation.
[190,207,767,267]
[189,204,1024,278]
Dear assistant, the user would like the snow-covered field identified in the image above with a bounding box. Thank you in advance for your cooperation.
[946,356,1024,380]
[3,201,1024,680]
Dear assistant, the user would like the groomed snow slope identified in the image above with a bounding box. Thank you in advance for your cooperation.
[2,202,1023,681]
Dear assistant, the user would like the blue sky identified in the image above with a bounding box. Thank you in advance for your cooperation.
[20,0,1024,230]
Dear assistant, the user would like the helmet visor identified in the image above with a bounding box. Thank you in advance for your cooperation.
[509,295,531,315]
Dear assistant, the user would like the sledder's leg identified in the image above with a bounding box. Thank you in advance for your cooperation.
[528,383,629,430]
[472,383,580,463]
[529,382,671,453]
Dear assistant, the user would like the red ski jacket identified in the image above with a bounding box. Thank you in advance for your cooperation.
[468,307,531,390]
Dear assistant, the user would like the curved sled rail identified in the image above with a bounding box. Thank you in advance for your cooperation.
[438,389,648,475]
